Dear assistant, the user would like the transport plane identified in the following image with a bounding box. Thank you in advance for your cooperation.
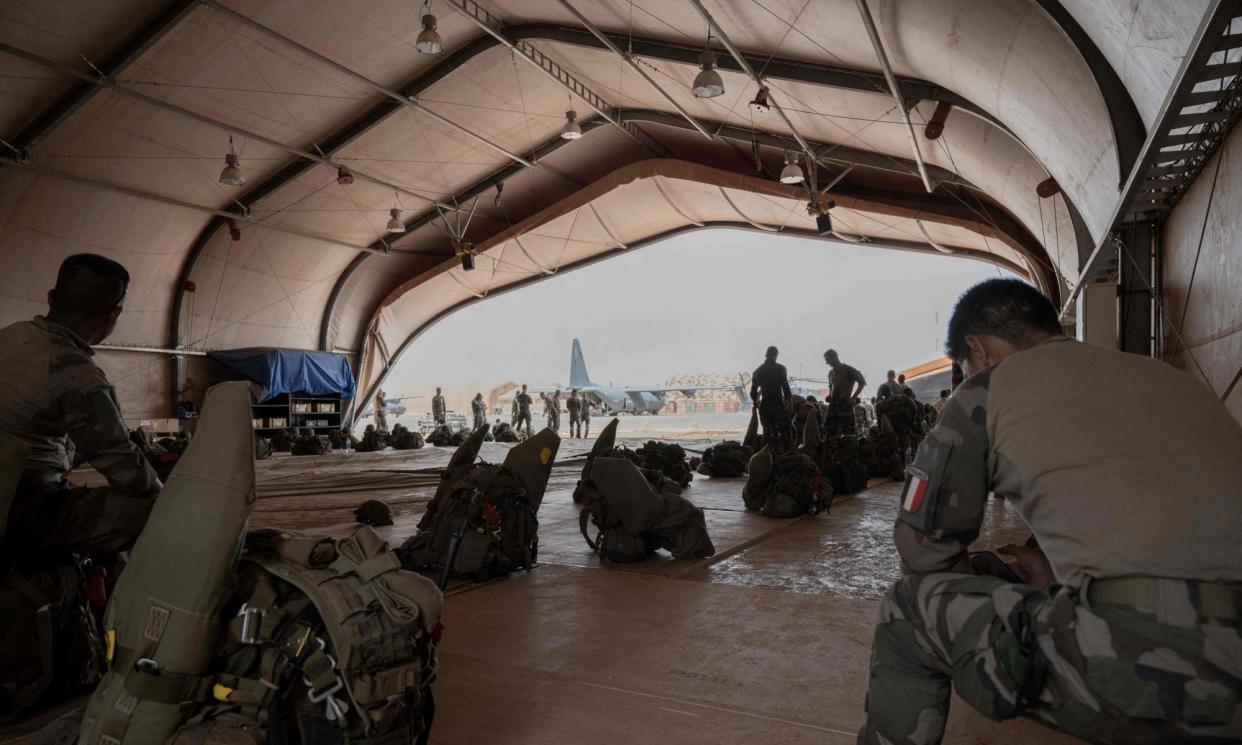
[558,338,748,415]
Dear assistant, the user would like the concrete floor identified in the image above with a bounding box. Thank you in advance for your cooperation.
[2,441,1077,744]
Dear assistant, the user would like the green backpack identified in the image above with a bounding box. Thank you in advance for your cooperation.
[163,527,442,745]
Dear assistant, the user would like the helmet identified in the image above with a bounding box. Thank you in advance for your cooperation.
[354,499,394,526]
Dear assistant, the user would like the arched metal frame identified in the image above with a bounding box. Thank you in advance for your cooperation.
[0,1,1145,411]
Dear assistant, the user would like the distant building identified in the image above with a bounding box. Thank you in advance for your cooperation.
[900,357,952,403]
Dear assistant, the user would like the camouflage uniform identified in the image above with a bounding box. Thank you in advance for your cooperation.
[515,392,533,433]
[544,393,561,433]
[432,393,447,426]
[580,397,592,439]
[0,317,162,554]
[566,394,582,438]
[859,338,1242,744]
[471,397,487,431]
[373,392,388,432]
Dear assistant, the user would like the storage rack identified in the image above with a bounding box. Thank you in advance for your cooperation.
[251,392,343,435]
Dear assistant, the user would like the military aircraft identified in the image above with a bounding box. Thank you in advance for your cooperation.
[557,338,748,415]
[360,395,421,419]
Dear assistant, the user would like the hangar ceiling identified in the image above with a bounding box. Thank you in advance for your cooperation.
[0,0,1213,413]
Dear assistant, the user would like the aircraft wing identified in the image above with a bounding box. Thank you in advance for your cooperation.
[621,384,740,396]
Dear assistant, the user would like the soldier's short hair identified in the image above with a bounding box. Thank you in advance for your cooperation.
[945,279,1061,361]
[765,345,778,359]
[51,253,130,322]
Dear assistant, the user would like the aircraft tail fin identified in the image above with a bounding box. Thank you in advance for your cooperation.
[570,338,594,387]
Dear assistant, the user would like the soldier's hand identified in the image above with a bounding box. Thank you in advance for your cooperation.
[997,543,1055,590]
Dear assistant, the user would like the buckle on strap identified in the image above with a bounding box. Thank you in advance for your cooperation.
[238,604,267,645]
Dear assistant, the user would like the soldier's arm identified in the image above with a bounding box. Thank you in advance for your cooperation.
[56,373,162,499]
[893,372,991,576]
[851,368,867,399]
[780,367,792,401]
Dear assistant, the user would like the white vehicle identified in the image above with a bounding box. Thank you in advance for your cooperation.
[416,411,469,434]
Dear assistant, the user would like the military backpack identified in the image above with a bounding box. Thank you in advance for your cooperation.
[696,440,752,478]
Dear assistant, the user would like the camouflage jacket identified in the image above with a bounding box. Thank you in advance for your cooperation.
[432,394,446,417]
[896,337,1242,587]
[0,317,161,497]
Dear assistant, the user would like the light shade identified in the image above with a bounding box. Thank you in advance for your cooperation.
[219,152,244,186]
[416,14,443,54]
[386,208,405,234]
[692,51,724,98]
[779,151,804,184]
[560,110,582,140]
[816,212,832,236]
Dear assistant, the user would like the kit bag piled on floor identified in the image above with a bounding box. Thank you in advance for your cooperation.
[399,426,560,580]
[390,424,425,450]
[164,526,442,745]
[635,441,693,489]
[354,426,388,453]
[0,557,104,723]
[742,446,826,517]
[578,457,715,563]
[696,440,752,477]
[290,428,331,456]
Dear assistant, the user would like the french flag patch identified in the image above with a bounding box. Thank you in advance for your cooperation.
[901,473,929,512]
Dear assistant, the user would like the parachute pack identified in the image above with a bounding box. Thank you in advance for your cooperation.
[399,425,559,581]
[696,440,752,478]
[354,426,388,453]
[391,424,425,451]
[575,420,714,563]
[634,441,693,489]
[743,447,826,518]
[290,428,332,456]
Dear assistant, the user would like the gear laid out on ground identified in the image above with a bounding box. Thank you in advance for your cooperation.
[696,440,753,477]
[391,423,426,450]
[399,425,560,581]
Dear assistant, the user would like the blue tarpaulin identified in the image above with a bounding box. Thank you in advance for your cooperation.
[209,348,356,402]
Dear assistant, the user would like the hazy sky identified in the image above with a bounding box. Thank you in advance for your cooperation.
[387,229,1015,407]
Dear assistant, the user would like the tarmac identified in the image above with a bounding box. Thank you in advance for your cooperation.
[1,435,1076,744]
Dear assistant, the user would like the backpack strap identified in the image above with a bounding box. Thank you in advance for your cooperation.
[2,568,55,708]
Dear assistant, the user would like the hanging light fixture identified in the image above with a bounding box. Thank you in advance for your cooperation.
[457,241,475,271]
[218,136,244,186]
[416,2,443,55]
[560,109,582,140]
[692,50,725,98]
[779,151,804,184]
[813,200,837,236]
[386,208,405,234]
[749,86,771,113]
[336,165,354,185]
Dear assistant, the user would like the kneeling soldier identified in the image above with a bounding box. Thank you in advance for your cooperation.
[859,279,1242,745]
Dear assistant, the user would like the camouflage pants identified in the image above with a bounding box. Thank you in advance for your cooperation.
[859,572,1242,745]
[517,411,531,432]
[6,484,157,554]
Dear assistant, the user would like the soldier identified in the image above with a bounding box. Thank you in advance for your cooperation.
[877,370,902,400]
[544,389,561,433]
[750,346,793,447]
[373,389,388,432]
[580,393,593,439]
[515,384,533,434]
[858,278,1242,744]
[0,254,162,555]
[822,348,866,435]
[510,394,520,428]
[930,388,950,414]
[470,392,487,432]
[566,389,582,438]
[431,387,447,427]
